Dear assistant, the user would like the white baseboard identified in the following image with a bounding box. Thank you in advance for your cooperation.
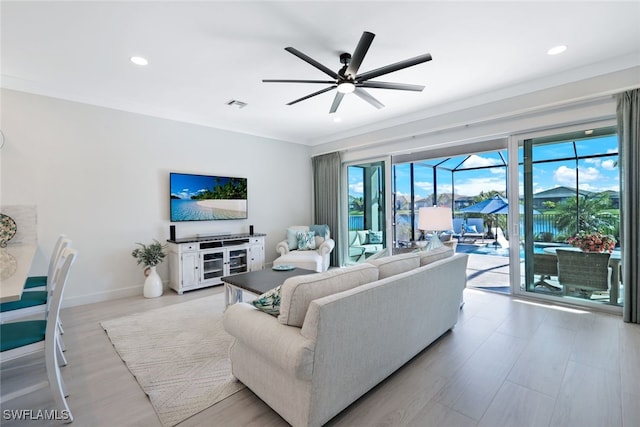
[62,284,146,308]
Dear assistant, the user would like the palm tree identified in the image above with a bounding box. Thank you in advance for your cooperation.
[555,193,615,236]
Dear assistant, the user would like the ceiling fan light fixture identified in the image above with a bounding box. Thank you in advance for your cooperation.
[547,45,567,56]
[130,56,149,66]
[337,82,355,94]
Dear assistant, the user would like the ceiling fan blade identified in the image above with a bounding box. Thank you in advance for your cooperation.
[354,88,384,109]
[285,47,340,79]
[287,86,336,106]
[358,81,425,91]
[346,31,375,77]
[356,53,432,81]
[329,92,345,114]
[263,79,336,84]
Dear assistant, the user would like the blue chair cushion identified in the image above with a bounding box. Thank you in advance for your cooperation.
[0,291,47,312]
[24,276,47,289]
[0,320,46,352]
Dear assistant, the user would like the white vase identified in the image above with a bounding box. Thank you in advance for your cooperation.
[143,266,163,298]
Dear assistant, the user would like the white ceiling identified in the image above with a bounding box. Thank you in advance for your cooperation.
[2,1,639,146]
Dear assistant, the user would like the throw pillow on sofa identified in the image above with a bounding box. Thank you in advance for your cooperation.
[368,230,383,244]
[286,228,300,250]
[296,231,316,250]
[252,285,282,316]
[309,224,330,240]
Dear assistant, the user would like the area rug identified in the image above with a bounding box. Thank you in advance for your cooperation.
[101,294,245,426]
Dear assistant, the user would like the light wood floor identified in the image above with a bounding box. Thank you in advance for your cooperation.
[2,286,639,427]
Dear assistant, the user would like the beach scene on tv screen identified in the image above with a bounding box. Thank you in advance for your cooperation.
[170,174,247,221]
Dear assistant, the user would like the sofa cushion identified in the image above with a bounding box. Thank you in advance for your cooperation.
[296,231,316,250]
[278,263,379,327]
[417,246,454,266]
[368,253,420,279]
[251,285,282,316]
[274,252,323,272]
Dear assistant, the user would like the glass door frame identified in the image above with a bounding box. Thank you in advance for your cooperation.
[508,118,622,314]
[342,156,392,266]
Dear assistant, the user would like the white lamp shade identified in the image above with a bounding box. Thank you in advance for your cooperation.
[418,207,453,231]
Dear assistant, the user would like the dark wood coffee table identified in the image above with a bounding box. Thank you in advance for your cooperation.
[221,267,316,309]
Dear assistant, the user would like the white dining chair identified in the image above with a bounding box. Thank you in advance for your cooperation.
[23,235,71,292]
[0,237,71,323]
[0,247,77,423]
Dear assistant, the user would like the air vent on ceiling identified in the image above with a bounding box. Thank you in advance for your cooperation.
[225,99,248,109]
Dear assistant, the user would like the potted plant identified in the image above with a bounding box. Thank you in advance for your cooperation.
[567,231,616,253]
[131,239,167,298]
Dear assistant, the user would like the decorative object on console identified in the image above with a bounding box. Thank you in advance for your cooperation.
[170,172,247,221]
[418,207,453,252]
[131,239,167,298]
[0,213,17,248]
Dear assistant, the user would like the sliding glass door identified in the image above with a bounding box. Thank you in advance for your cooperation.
[346,160,388,264]
[517,124,622,309]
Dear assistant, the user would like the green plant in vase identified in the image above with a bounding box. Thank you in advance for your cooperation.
[131,239,167,298]
[131,239,167,268]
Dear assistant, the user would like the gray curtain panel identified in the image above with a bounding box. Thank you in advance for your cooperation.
[313,152,341,267]
[616,89,640,324]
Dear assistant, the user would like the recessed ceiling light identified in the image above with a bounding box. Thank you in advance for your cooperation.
[333,117,343,123]
[547,45,567,56]
[130,56,149,66]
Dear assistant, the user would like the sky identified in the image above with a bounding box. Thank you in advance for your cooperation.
[170,173,241,199]
[349,134,620,200]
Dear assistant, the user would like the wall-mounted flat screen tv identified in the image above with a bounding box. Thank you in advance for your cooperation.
[170,172,248,221]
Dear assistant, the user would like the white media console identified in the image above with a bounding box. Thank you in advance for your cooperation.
[167,233,265,294]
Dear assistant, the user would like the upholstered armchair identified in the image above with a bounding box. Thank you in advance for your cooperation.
[273,225,335,272]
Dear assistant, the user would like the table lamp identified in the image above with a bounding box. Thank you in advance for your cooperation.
[418,207,453,251]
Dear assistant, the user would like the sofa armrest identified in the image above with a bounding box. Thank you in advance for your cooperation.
[223,303,315,380]
[276,240,291,255]
[317,238,335,255]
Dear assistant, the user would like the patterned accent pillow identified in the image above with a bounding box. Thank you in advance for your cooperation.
[251,285,282,316]
[368,230,383,244]
[296,231,316,250]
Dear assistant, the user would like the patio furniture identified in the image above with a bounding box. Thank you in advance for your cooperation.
[461,218,484,242]
[556,249,611,298]
[533,253,560,291]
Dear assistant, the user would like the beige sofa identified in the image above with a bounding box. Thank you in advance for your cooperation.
[223,247,468,427]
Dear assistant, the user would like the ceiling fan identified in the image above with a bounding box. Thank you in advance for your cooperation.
[263,31,432,114]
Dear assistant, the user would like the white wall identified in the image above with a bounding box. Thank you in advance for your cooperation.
[0,89,312,306]
[313,67,640,161]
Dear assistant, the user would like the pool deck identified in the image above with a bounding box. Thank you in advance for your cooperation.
[465,253,512,291]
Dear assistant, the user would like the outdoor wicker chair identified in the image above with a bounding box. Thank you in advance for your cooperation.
[556,249,611,298]
[533,253,560,292]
